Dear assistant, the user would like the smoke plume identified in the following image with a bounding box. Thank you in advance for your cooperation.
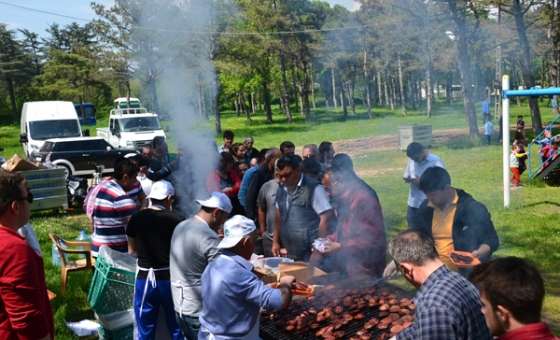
[133,0,223,214]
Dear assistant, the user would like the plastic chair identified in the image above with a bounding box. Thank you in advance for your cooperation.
[49,233,94,294]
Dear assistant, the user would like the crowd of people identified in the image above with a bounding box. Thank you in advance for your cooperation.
[0,129,557,340]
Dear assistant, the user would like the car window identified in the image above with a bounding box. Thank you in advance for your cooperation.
[29,120,81,141]
[87,139,111,151]
[53,141,78,152]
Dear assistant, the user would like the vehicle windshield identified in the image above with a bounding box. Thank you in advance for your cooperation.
[29,120,81,140]
[118,116,161,132]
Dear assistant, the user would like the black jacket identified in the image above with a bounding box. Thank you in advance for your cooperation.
[245,165,273,220]
[413,189,499,260]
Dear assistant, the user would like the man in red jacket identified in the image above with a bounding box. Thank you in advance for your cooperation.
[314,154,386,277]
[0,170,53,340]
[470,257,559,340]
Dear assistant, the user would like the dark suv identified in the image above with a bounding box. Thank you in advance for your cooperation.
[37,137,137,177]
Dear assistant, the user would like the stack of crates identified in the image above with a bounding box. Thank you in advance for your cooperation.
[87,255,135,339]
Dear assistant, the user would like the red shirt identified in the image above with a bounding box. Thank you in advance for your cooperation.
[499,323,559,340]
[333,178,386,277]
[0,226,54,340]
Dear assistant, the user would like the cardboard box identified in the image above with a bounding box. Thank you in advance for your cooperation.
[1,154,40,172]
[278,262,327,282]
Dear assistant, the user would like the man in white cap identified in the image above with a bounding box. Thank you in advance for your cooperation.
[198,215,295,340]
[170,192,232,340]
[126,180,183,340]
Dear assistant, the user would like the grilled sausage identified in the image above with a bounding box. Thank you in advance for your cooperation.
[391,324,404,334]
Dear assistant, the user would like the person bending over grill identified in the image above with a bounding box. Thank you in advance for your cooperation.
[388,230,491,340]
[170,192,232,340]
[470,257,559,340]
[272,155,333,261]
[127,180,183,339]
[312,154,386,277]
[385,166,499,277]
[198,215,295,340]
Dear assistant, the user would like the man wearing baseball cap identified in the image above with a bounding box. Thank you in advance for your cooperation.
[126,180,183,339]
[198,215,295,340]
[170,192,232,340]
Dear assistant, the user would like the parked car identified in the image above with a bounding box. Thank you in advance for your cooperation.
[96,97,166,150]
[20,101,83,159]
[37,137,137,177]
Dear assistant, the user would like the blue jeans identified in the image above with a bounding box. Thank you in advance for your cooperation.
[175,312,200,340]
[134,279,182,340]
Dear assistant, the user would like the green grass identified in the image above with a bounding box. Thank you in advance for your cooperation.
[2,100,559,338]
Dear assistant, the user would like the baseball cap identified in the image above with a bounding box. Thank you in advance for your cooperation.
[147,180,175,200]
[217,215,257,249]
[196,192,233,214]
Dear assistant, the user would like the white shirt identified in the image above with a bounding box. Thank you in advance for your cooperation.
[403,153,445,208]
[278,175,332,215]
[484,121,493,136]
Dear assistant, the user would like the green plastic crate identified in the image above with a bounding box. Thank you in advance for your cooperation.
[87,256,135,315]
[98,325,133,340]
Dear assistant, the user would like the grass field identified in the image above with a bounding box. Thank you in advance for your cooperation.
[1,100,559,338]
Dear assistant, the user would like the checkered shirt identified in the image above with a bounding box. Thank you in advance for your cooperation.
[397,266,491,340]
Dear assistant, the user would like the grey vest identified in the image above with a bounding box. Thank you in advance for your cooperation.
[276,176,320,259]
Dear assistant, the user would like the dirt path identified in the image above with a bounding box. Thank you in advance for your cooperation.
[333,128,469,156]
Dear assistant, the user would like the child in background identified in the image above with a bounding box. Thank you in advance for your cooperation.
[510,141,528,187]
[483,118,493,145]
[534,128,553,163]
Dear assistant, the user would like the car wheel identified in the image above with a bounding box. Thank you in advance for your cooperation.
[55,164,72,179]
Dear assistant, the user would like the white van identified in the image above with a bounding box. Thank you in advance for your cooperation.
[20,101,83,159]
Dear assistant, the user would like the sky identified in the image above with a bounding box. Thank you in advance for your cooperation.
[0,0,360,37]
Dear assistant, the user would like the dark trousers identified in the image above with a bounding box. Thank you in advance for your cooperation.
[175,312,200,340]
[407,206,422,229]
[134,279,182,340]
[485,135,491,145]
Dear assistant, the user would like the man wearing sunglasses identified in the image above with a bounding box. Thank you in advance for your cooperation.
[387,230,490,340]
[0,170,53,340]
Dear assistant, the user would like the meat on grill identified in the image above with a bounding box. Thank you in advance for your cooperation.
[266,284,416,339]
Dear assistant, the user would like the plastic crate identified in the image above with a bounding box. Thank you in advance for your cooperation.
[87,256,135,315]
[98,325,133,340]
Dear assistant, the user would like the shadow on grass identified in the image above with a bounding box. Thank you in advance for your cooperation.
[520,200,560,209]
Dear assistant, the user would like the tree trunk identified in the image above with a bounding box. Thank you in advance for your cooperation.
[363,41,373,118]
[446,72,452,104]
[331,67,338,109]
[262,82,273,123]
[511,0,543,134]
[147,76,160,113]
[389,76,396,111]
[426,62,433,118]
[397,54,406,115]
[251,92,257,115]
[383,71,392,110]
[341,81,348,120]
[309,66,316,110]
[234,99,240,115]
[214,85,222,135]
[6,77,17,120]
[377,71,383,106]
[279,50,293,123]
[447,0,479,137]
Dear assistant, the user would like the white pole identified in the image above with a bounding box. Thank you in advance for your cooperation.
[502,75,510,208]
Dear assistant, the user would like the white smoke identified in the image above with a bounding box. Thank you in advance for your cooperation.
[133,0,223,214]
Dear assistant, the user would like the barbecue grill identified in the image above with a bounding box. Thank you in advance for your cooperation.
[260,275,415,340]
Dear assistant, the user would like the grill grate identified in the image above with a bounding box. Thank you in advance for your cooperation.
[260,280,414,340]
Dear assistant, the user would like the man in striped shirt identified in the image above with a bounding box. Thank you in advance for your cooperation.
[91,158,140,257]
